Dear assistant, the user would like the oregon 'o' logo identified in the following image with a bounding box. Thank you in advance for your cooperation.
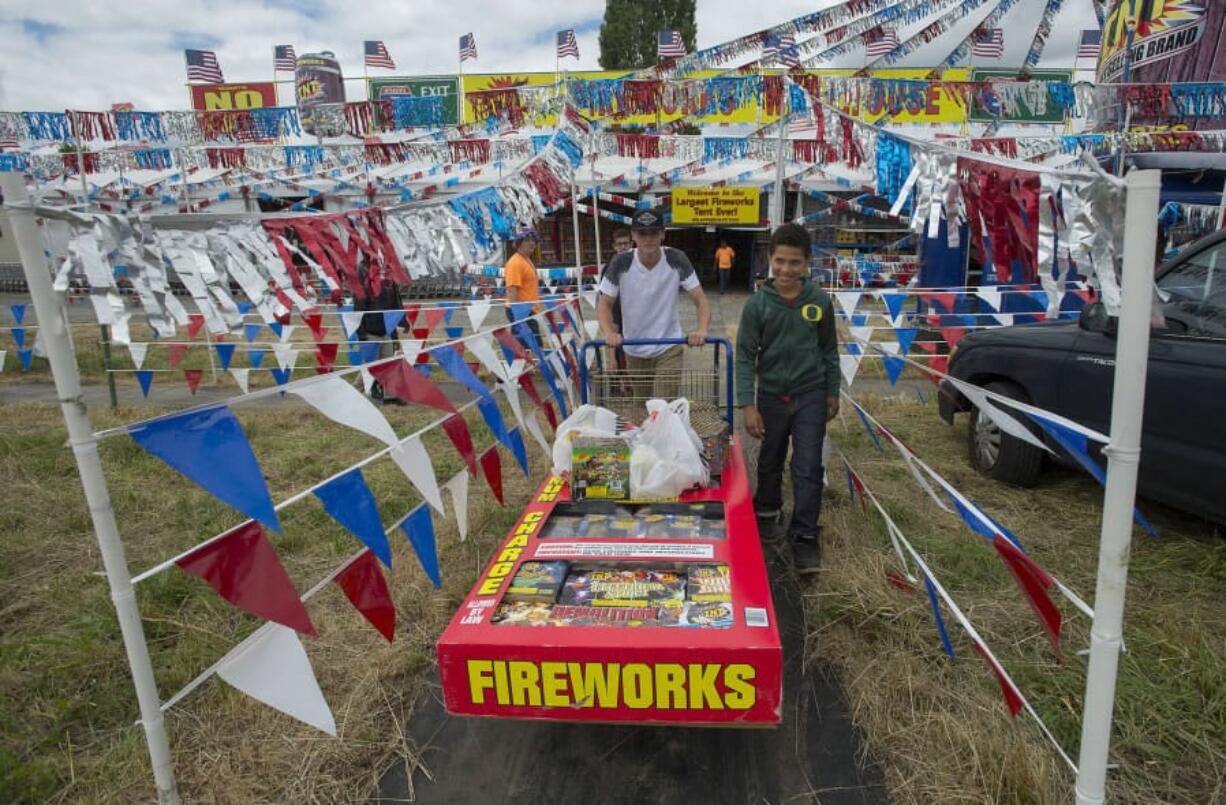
[801,304,822,322]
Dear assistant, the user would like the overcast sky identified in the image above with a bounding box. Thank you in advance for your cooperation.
[0,0,1101,111]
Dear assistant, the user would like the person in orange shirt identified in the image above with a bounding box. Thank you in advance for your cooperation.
[504,227,542,336]
[714,238,736,295]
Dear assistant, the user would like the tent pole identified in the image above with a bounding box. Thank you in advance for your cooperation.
[1074,168,1161,805]
[0,171,180,804]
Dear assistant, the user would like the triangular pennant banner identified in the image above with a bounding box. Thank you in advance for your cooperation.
[248,348,266,369]
[400,505,440,587]
[127,341,148,370]
[479,445,504,505]
[467,298,492,331]
[434,345,493,402]
[334,551,395,642]
[882,354,906,386]
[130,406,281,531]
[269,322,284,339]
[215,343,236,371]
[881,293,907,324]
[506,427,529,476]
[10,303,26,324]
[421,308,446,334]
[135,369,154,396]
[12,327,25,348]
[369,358,456,414]
[522,408,552,458]
[976,286,1002,313]
[839,354,862,387]
[972,641,1024,717]
[993,536,1062,657]
[0,350,6,373]
[216,624,336,734]
[391,435,445,514]
[245,323,263,343]
[382,310,405,336]
[894,328,919,355]
[834,291,861,320]
[445,470,470,542]
[184,368,204,395]
[314,468,393,567]
[441,414,479,477]
[272,367,293,386]
[187,313,205,339]
[168,343,188,368]
[922,573,956,658]
[230,368,250,394]
[272,343,298,371]
[176,521,311,632]
[340,311,365,341]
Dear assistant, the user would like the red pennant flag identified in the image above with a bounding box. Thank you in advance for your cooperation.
[404,304,420,327]
[848,466,868,512]
[315,343,339,374]
[421,307,446,334]
[886,569,914,592]
[928,355,949,383]
[939,328,967,349]
[304,310,324,338]
[542,401,558,432]
[920,291,958,314]
[1073,287,1096,305]
[518,373,546,408]
[369,359,456,413]
[479,445,504,505]
[168,343,188,368]
[972,641,1024,717]
[442,413,479,477]
[992,537,1062,658]
[915,340,937,355]
[411,327,431,341]
[184,368,204,395]
[334,550,395,642]
[311,326,330,344]
[176,521,316,635]
[187,313,205,340]
[493,327,532,364]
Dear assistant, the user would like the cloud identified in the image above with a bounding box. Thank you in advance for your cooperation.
[0,0,1100,112]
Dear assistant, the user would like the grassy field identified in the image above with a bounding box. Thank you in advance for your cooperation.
[816,393,1226,804]
[2,363,1223,802]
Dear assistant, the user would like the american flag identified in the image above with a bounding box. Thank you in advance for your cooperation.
[365,40,396,69]
[864,27,899,58]
[459,32,478,62]
[762,32,801,68]
[274,44,296,72]
[1078,29,1102,60]
[0,139,19,151]
[556,29,580,60]
[184,49,224,83]
[971,28,1004,59]
[657,30,687,58]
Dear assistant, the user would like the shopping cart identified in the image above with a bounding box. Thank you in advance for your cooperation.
[578,337,735,474]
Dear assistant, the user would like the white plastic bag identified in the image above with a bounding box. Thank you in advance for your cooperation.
[629,399,709,499]
[551,404,622,474]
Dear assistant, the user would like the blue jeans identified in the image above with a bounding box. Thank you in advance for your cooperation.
[719,268,730,294]
[753,389,828,538]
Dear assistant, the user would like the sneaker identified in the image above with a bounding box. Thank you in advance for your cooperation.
[755,509,784,544]
[791,537,821,575]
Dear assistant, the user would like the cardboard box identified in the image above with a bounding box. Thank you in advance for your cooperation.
[437,438,782,726]
[571,437,631,501]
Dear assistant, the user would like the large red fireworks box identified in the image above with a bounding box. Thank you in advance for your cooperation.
[437,437,782,726]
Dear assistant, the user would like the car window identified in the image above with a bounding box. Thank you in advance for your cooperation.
[1156,241,1226,339]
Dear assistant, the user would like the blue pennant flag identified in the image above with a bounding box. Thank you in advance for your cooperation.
[358,341,382,364]
[507,426,529,476]
[347,348,362,366]
[561,307,580,338]
[135,369,153,396]
[949,494,1023,549]
[851,403,884,451]
[923,573,956,658]
[236,301,252,315]
[894,328,918,355]
[434,344,492,401]
[339,303,354,313]
[128,406,281,531]
[401,505,440,587]
[244,323,262,343]
[850,314,868,327]
[442,305,456,324]
[509,302,533,323]
[1024,412,1159,538]
[269,322,284,339]
[271,367,292,385]
[10,304,26,324]
[11,327,25,348]
[476,395,511,443]
[416,363,432,378]
[515,322,568,418]
[18,348,34,371]
[881,293,908,322]
[444,326,464,339]
[314,468,392,567]
[846,342,862,356]
[248,348,267,369]
[382,310,405,335]
[215,343,236,371]
[882,354,906,385]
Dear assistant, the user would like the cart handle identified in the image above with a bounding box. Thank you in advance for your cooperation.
[577,336,735,425]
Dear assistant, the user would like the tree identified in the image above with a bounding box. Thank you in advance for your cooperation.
[599,0,697,70]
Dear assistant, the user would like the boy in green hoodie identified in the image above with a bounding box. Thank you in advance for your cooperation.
[735,223,840,574]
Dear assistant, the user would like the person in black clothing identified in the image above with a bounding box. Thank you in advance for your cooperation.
[356,277,407,404]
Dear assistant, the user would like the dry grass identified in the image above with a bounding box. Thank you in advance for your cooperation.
[0,397,541,803]
[812,392,1226,804]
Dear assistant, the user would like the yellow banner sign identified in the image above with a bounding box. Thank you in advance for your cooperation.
[671,187,760,226]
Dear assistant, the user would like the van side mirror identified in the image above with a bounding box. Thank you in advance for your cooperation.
[1078,301,1118,337]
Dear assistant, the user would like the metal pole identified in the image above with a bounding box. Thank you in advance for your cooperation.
[0,171,180,803]
[570,177,583,271]
[1074,169,1161,805]
[100,324,119,409]
[769,82,790,230]
[592,181,603,271]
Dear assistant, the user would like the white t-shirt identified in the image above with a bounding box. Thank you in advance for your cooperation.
[598,246,701,358]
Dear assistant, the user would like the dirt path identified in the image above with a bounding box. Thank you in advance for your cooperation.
[373,291,887,804]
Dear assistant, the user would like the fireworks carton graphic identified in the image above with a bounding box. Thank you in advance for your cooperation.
[571,437,631,501]
[504,561,568,603]
[491,601,554,626]
[687,565,731,603]
[559,568,686,608]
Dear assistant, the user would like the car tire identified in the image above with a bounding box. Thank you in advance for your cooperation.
[968,381,1044,487]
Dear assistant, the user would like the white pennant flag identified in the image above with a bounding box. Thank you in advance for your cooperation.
[340,311,365,340]
[878,342,900,355]
[547,353,575,409]
[581,289,599,310]
[398,338,424,367]
[501,381,529,435]
[278,324,296,343]
[834,292,862,320]
[358,366,375,395]
[272,343,299,371]
[216,624,336,735]
[950,378,1053,454]
[994,313,1014,327]
[848,326,873,347]
[839,354,862,387]
[0,350,6,373]
[229,368,250,394]
[583,320,601,340]
[523,409,553,457]
[976,286,1002,314]
[444,470,469,542]
[469,334,510,383]
[291,375,400,448]
[127,342,149,370]
[391,435,445,514]
[466,297,493,332]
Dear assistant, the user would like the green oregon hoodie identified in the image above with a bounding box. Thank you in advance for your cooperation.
[734,279,840,407]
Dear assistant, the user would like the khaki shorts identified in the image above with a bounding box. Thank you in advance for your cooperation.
[624,343,685,404]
